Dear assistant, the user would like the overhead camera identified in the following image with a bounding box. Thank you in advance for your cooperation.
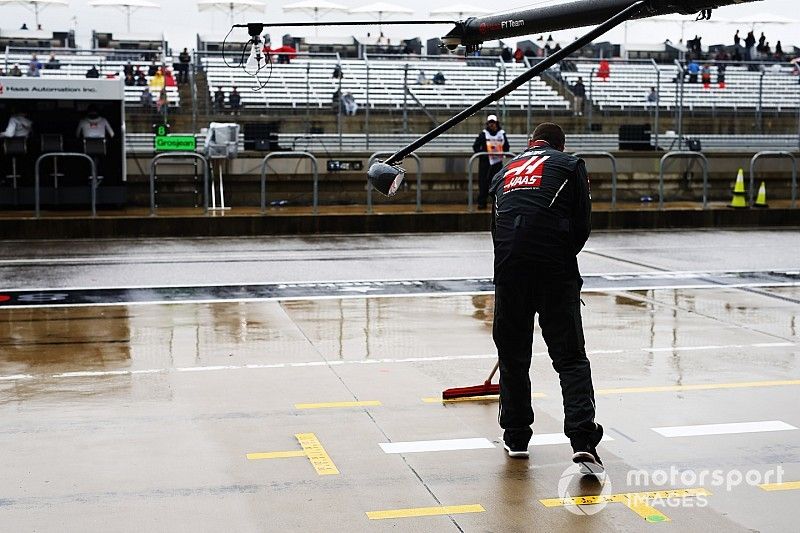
[441,37,461,51]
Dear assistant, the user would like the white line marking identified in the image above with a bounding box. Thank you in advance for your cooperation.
[0,374,34,381]
[652,420,797,438]
[643,342,794,353]
[380,438,495,454]
[0,341,796,382]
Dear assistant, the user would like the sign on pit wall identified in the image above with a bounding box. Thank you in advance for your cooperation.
[0,77,124,101]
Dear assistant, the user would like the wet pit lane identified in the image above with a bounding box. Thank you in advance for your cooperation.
[0,230,798,532]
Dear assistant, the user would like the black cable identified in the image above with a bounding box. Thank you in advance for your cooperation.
[231,20,456,29]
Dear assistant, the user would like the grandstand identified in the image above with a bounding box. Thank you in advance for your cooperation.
[3,48,180,109]
[559,60,800,112]
[200,54,569,111]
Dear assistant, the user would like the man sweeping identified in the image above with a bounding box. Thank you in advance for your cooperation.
[488,122,604,474]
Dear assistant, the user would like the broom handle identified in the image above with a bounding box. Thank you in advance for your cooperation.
[486,360,499,384]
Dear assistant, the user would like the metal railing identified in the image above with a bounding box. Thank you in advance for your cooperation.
[573,151,618,209]
[260,151,319,214]
[749,151,798,208]
[149,152,209,215]
[659,151,709,210]
[35,153,97,218]
[467,152,516,212]
[366,152,423,213]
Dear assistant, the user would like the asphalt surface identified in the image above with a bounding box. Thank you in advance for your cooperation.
[0,229,798,532]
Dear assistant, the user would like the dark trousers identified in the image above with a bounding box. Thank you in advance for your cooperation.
[478,161,502,208]
[493,275,602,448]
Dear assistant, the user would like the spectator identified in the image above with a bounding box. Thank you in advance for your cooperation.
[597,59,610,81]
[123,62,134,77]
[717,63,727,85]
[342,92,358,116]
[331,88,341,114]
[36,24,42,31]
[1,109,33,139]
[701,64,712,85]
[745,31,756,61]
[228,87,241,115]
[26,54,42,77]
[432,71,446,85]
[0,68,4,76]
[178,48,191,84]
[76,106,114,140]
[20,23,28,30]
[501,47,512,62]
[85,65,100,79]
[156,89,169,113]
[147,60,159,76]
[10,65,23,77]
[416,70,430,85]
[553,43,562,54]
[775,41,784,59]
[149,67,165,91]
[331,65,343,79]
[214,87,225,113]
[124,73,135,86]
[733,29,741,49]
[646,87,659,105]
[513,48,524,62]
[571,77,586,116]
[140,87,154,110]
[687,60,700,83]
[164,68,177,87]
[524,47,535,60]
[472,114,510,210]
[758,32,766,51]
[45,54,60,70]
[135,71,148,86]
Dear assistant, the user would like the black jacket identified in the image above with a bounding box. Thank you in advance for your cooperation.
[489,141,591,282]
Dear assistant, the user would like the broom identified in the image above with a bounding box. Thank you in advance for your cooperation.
[442,361,500,400]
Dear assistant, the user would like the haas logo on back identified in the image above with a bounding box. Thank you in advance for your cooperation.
[503,155,550,192]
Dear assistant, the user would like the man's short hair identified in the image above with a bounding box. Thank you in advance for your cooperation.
[529,122,565,149]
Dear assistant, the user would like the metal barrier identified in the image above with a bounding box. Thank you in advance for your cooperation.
[749,151,797,208]
[573,151,618,209]
[260,151,319,214]
[149,152,209,216]
[35,153,97,218]
[467,151,516,212]
[658,151,710,210]
[367,152,423,214]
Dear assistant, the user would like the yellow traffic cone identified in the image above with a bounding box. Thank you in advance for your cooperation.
[754,181,768,208]
[729,168,747,209]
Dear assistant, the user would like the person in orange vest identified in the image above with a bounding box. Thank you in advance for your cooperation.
[473,114,510,210]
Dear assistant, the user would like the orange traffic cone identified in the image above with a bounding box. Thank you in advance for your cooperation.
[754,181,768,208]
[729,168,747,209]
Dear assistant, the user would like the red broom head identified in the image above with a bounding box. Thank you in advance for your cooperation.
[442,380,501,400]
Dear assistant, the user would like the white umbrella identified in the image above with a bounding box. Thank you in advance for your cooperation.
[88,0,161,33]
[350,2,413,32]
[731,13,797,26]
[197,0,266,26]
[284,0,347,35]
[429,3,489,19]
[284,0,347,21]
[0,0,68,27]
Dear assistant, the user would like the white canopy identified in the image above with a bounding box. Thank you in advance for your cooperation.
[0,0,69,27]
[197,0,266,25]
[429,4,489,19]
[349,2,414,16]
[88,0,161,33]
